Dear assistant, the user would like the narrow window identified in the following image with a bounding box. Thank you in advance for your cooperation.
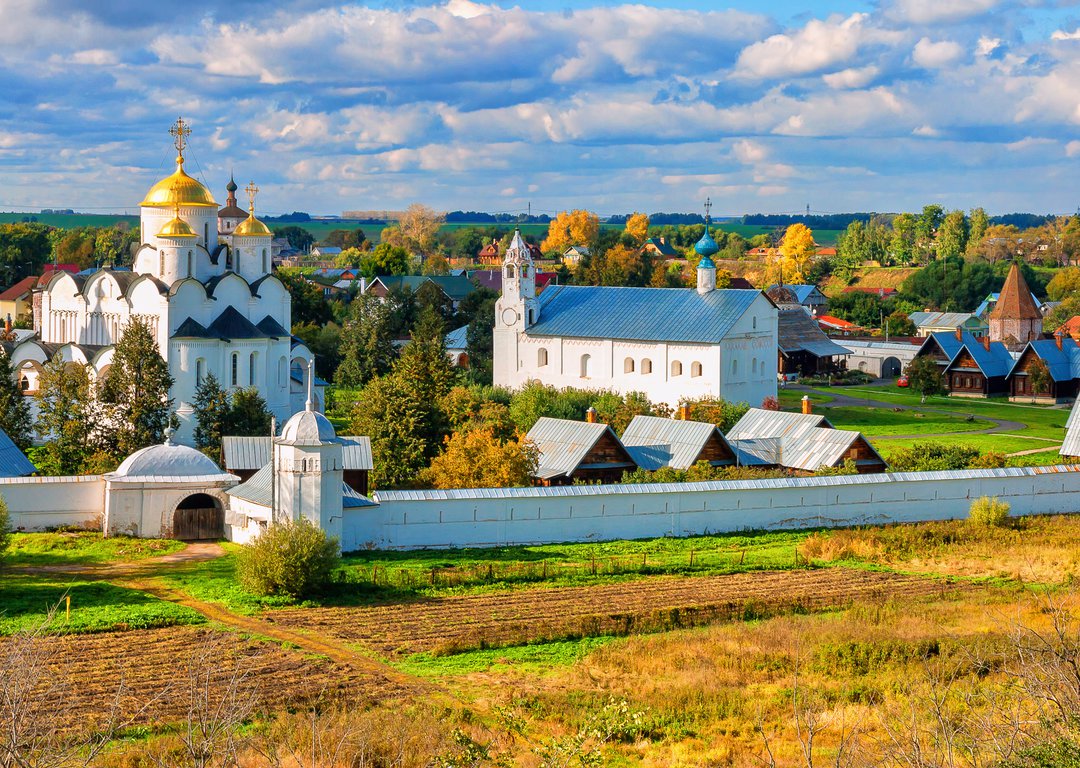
[624,357,635,373]
[671,360,682,376]
[753,317,757,329]
[580,353,591,378]
[262,248,268,272]
[196,358,204,386]
[538,348,548,367]
[641,358,652,374]
[159,252,164,275]
[505,264,515,279]
[187,250,193,278]
[204,222,209,244]
[231,353,238,386]
[731,359,738,376]
[278,356,287,387]
[249,352,257,385]
[691,361,702,377]
[752,359,758,374]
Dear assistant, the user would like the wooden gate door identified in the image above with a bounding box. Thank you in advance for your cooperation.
[173,505,224,540]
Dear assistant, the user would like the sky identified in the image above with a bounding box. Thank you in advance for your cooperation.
[3,0,1080,217]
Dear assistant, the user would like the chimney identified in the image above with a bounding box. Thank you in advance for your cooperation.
[801,395,812,415]
[981,335,990,351]
[679,403,691,421]
[1056,330,1064,350]
[585,407,598,424]
[659,236,666,245]
[955,327,963,342]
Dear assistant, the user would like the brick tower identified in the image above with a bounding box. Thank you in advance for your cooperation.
[989,262,1042,348]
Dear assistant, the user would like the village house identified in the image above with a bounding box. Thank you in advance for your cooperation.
[365,274,478,312]
[620,414,735,470]
[765,284,827,314]
[1006,332,1080,403]
[639,237,680,260]
[526,414,637,485]
[909,311,988,338]
[0,276,36,326]
[915,329,1014,398]
[561,245,590,266]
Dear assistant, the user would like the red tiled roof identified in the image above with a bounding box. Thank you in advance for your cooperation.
[1056,316,1080,339]
[0,276,38,301]
[816,314,859,329]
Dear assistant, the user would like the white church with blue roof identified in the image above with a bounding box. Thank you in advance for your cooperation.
[493,212,778,408]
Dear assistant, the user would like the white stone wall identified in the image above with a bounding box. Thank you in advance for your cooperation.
[1,476,106,531]
[348,467,1080,551]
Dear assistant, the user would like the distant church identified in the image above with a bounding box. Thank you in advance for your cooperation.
[493,207,778,407]
[10,118,321,444]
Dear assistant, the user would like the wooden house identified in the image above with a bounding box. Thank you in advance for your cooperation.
[1007,334,1080,403]
[620,415,735,470]
[526,415,637,485]
[777,308,851,377]
[915,329,1013,398]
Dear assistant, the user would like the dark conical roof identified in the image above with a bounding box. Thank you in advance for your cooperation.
[990,263,1041,321]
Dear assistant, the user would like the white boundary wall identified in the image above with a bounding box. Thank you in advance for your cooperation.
[0,476,105,531]
[352,466,1080,551]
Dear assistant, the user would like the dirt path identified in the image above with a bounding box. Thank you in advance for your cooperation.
[8,541,227,578]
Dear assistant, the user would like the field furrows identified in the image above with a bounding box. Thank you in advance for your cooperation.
[8,626,412,730]
[269,568,963,656]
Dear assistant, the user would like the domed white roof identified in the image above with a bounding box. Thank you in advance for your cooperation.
[279,410,337,446]
[114,441,225,477]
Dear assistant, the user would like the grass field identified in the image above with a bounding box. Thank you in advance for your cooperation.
[6,532,184,566]
[821,405,994,436]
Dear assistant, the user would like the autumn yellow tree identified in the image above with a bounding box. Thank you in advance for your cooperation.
[625,212,649,244]
[541,209,600,253]
[397,203,445,255]
[764,223,816,284]
[423,426,539,489]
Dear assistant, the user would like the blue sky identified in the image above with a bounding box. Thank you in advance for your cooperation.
[3,0,1080,217]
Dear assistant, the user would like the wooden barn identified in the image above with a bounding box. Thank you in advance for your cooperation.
[620,415,735,471]
[526,414,637,485]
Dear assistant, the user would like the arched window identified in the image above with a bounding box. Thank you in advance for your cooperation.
[203,222,209,244]
[505,264,516,279]
[641,358,653,374]
[691,361,702,377]
[159,252,165,275]
[753,317,757,329]
[231,353,239,386]
[624,357,635,373]
[731,358,738,376]
[187,250,193,278]
[262,248,268,272]
[235,249,240,274]
[580,354,591,378]
[195,358,204,386]
[671,360,682,376]
[278,356,287,387]
[527,309,534,325]
[249,352,257,385]
[522,265,529,278]
[538,348,548,367]
[19,374,29,392]
[752,359,758,374]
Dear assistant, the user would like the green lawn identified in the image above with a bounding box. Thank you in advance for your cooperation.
[6,532,185,567]
[154,546,298,614]
[874,434,1061,459]
[823,406,994,436]
[395,636,620,677]
[0,574,203,635]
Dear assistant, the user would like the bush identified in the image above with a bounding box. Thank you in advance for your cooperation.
[968,496,1010,527]
[887,441,981,472]
[0,494,9,564]
[235,519,341,599]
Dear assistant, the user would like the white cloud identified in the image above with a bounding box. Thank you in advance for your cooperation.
[976,36,1001,56]
[887,0,1001,25]
[823,65,879,89]
[1066,140,1080,157]
[734,13,891,79]
[912,37,964,68]
[1052,28,1080,42]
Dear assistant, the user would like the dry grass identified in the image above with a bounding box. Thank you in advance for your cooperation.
[799,514,1080,584]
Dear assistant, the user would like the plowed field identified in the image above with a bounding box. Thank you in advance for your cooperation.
[269,568,963,656]
[10,626,413,730]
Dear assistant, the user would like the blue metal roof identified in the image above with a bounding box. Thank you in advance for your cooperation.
[0,428,35,477]
[1009,338,1080,382]
[528,286,763,343]
[444,325,468,350]
[942,333,1014,378]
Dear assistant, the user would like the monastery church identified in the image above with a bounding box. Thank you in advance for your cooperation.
[493,209,779,408]
[10,118,321,445]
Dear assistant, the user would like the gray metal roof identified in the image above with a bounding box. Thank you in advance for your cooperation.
[840,340,921,352]
[227,463,376,508]
[727,408,831,441]
[620,415,732,470]
[777,308,850,357]
[445,325,468,351]
[1061,398,1080,457]
[526,417,627,479]
[373,464,1080,502]
[0,428,35,477]
[222,435,373,471]
[910,311,984,329]
[527,285,763,343]
[725,408,884,471]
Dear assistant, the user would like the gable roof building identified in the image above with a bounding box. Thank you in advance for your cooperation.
[909,311,988,338]
[765,284,827,310]
[620,415,735,470]
[989,263,1043,349]
[915,330,1015,397]
[1006,334,1080,403]
[640,237,680,259]
[777,308,851,376]
[366,274,477,308]
[526,416,637,485]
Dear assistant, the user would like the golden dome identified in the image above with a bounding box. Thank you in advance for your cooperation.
[157,215,197,238]
[141,159,218,208]
[234,213,272,237]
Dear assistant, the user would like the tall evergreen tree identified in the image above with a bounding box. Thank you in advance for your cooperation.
[225,388,273,437]
[0,351,32,451]
[193,372,230,461]
[98,316,174,458]
[34,358,94,475]
[335,292,398,388]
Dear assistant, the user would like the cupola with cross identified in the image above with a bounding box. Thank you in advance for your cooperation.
[231,181,273,281]
[695,198,719,295]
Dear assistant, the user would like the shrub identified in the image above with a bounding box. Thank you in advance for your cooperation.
[887,441,980,472]
[0,494,9,563]
[235,519,340,599]
[968,496,1010,527]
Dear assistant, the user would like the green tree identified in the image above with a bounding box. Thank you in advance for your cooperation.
[98,317,174,459]
[885,310,916,337]
[889,212,917,265]
[348,375,431,489]
[93,227,125,266]
[464,295,497,384]
[335,292,398,388]
[272,225,315,252]
[34,358,94,475]
[359,242,411,278]
[680,398,749,432]
[422,426,538,489]
[966,207,990,256]
[276,268,333,326]
[225,388,273,437]
[905,355,945,403]
[235,518,340,599]
[193,372,230,460]
[0,351,32,451]
[1046,268,1080,302]
[292,321,342,381]
[914,204,944,263]
[935,209,968,261]
[1027,358,1052,403]
[0,223,52,281]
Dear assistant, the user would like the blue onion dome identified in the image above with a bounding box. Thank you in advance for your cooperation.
[694,229,719,265]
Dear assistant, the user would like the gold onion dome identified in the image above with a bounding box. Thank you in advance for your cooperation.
[157,215,197,238]
[234,213,272,237]
[140,158,217,208]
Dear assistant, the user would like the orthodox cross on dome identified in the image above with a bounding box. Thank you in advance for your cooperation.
[169,116,191,161]
[703,197,712,229]
[245,180,259,215]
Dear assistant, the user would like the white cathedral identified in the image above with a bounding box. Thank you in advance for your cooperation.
[493,221,779,408]
[10,118,322,445]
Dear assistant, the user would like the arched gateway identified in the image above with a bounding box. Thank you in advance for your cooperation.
[172,493,224,540]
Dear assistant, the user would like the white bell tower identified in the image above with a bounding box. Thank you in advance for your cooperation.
[493,230,540,388]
